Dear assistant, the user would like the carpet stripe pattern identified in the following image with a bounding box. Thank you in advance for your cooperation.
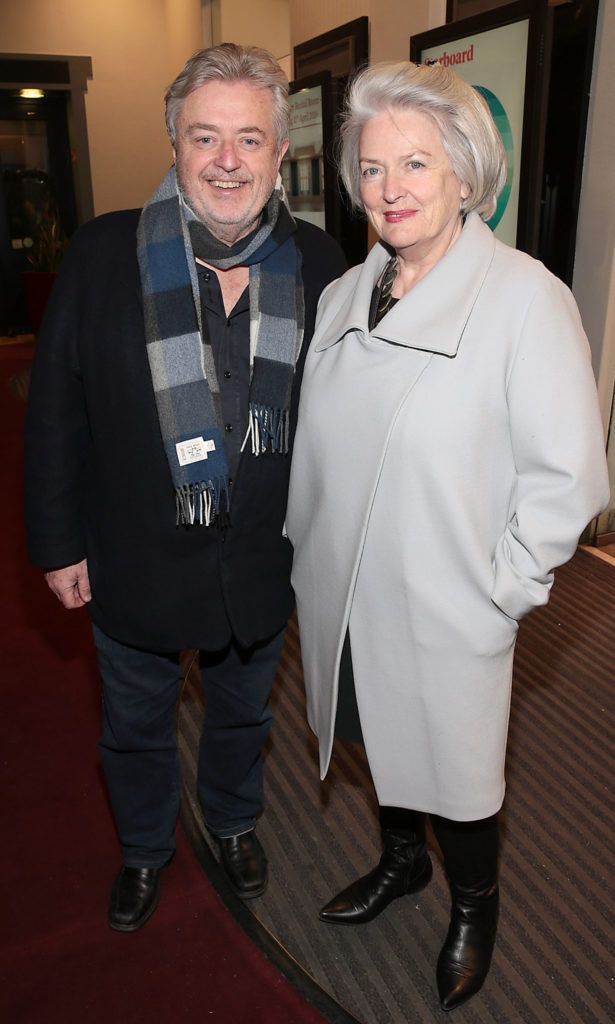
[178,548,614,1023]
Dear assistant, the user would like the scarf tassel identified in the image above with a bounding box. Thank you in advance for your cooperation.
[175,478,230,527]
[244,404,290,455]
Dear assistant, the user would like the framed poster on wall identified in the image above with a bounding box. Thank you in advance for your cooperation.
[280,72,335,233]
[293,17,368,82]
[290,19,370,264]
[410,0,551,254]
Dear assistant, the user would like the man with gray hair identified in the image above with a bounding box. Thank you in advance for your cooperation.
[24,43,345,931]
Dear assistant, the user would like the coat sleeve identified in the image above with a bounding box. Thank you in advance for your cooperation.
[491,273,610,621]
[24,228,91,570]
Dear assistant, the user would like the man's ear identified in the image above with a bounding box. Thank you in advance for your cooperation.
[276,137,290,170]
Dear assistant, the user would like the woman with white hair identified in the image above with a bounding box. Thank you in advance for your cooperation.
[285,61,608,1011]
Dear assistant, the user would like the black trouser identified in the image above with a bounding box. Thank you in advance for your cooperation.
[94,624,285,868]
[430,813,499,885]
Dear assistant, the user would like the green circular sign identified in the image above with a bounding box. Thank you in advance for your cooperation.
[475,85,513,231]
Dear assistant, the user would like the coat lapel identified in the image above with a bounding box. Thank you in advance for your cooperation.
[315,213,496,357]
[313,242,386,349]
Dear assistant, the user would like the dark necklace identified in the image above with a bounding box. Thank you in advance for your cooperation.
[372,255,399,329]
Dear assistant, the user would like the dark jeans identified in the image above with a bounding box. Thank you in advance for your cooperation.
[93,624,285,868]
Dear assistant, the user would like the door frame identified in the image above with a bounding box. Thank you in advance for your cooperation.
[0,53,94,224]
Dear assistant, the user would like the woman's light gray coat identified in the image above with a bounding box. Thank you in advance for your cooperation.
[285,214,609,820]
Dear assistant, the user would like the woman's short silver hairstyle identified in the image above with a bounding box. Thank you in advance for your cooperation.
[339,61,507,220]
[165,43,289,151]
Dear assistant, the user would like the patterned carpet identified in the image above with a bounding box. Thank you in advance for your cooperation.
[180,548,614,1021]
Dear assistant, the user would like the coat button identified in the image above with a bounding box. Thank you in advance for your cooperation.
[224,370,231,379]
[225,423,233,432]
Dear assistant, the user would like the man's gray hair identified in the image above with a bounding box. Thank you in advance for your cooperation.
[165,42,290,150]
[339,61,507,220]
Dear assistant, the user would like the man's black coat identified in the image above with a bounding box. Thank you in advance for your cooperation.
[24,210,346,651]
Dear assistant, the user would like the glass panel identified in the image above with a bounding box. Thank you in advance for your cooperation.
[282,85,326,230]
[0,119,48,173]
[1,119,51,253]
[296,39,354,80]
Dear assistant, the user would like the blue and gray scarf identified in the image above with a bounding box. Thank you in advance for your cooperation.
[137,166,304,526]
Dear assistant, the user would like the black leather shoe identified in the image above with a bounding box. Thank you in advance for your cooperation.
[216,830,268,900]
[319,830,432,925]
[108,866,161,932]
[437,883,499,1011]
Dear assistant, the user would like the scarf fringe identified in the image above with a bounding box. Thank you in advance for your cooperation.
[243,404,290,456]
[175,479,230,527]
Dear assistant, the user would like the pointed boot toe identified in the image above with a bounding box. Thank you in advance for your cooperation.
[319,879,373,924]
[436,885,499,1011]
[319,850,432,925]
[437,957,485,1011]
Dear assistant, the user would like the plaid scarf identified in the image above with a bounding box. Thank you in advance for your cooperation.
[137,167,304,526]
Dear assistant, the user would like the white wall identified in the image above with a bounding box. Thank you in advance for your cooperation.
[0,0,203,214]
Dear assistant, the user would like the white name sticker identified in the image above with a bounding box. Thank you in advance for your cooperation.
[176,436,216,466]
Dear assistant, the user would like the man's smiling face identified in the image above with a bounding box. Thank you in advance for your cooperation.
[173,79,288,245]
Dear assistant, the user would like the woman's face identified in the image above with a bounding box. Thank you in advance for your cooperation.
[358,107,469,263]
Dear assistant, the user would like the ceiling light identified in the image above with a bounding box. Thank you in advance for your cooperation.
[19,88,45,99]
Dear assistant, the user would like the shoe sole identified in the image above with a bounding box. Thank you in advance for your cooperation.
[233,872,269,901]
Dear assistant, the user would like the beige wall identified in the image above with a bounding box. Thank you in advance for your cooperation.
[164,0,207,77]
[0,0,203,214]
[290,0,445,64]
[372,0,445,63]
[211,0,290,61]
[290,1,368,51]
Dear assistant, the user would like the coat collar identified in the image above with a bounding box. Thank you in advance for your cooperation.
[315,212,496,356]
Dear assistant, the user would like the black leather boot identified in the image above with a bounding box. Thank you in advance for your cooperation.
[432,814,499,1011]
[319,807,432,925]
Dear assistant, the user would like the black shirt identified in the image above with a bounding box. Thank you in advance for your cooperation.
[197,265,250,481]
